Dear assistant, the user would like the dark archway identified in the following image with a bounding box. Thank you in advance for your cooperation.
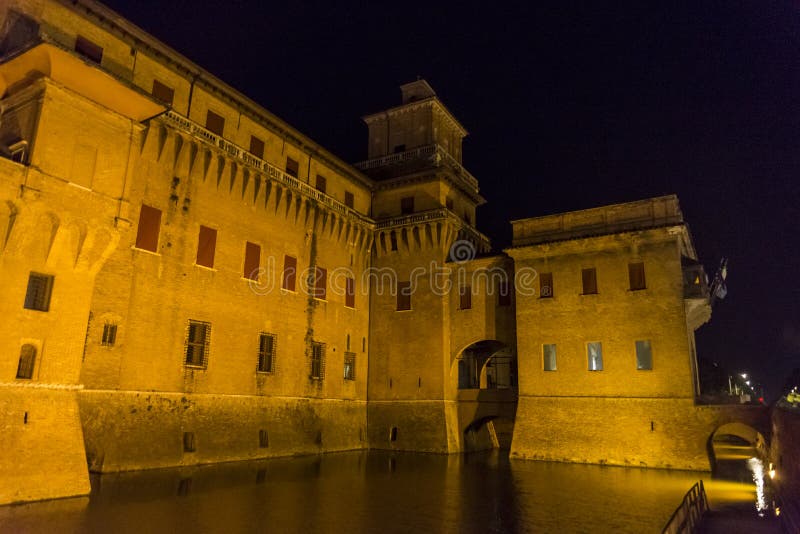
[708,422,767,481]
[457,340,516,390]
[463,416,515,452]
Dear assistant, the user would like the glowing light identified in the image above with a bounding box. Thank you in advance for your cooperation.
[747,457,767,513]
[740,373,748,380]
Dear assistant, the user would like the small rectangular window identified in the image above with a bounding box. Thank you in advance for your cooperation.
[498,280,511,306]
[285,157,299,178]
[344,191,354,209]
[459,284,472,310]
[205,110,225,136]
[259,429,269,448]
[151,79,174,105]
[185,320,211,368]
[539,272,553,298]
[344,352,356,381]
[588,342,603,371]
[282,255,297,291]
[310,341,325,380]
[312,267,327,300]
[196,225,217,268]
[315,175,327,193]
[75,35,103,63]
[24,273,54,312]
[636,340,653,370]
[629,262,646,291]
[582,268,597,295]
[543,344,557,371]
[183,431,196,452]
[135,204,161,252]
[101,324,117,346]
[345,277,355,308]
[400,196,415,214]
[243,241,261,281]
[249,135,265,159]
[16,344,36,380]
[258,333,276,373]
[397,281,412,311]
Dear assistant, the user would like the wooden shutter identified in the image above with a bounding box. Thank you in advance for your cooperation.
[582,268,597,294]
[205,110,225,136]
[196,226,217,268]
[244,242,261,280]
[282,255,297,291]
[135,204,161,252]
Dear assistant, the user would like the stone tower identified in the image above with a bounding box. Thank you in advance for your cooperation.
[357,80,490,451]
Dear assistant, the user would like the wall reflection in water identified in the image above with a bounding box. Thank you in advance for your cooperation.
[0,451,704,533]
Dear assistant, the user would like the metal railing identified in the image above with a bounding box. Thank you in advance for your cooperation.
[662,480,709,534]
[161,111,374,227]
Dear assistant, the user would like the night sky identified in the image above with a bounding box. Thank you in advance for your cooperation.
[101,0,799,400]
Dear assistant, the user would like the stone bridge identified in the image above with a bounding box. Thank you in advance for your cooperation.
[457,388,518,451]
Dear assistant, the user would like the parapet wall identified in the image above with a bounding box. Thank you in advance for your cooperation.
[78,390,367,472]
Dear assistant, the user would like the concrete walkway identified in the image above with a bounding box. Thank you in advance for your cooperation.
[697,479,782,533]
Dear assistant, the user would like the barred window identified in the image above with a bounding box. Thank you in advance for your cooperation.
[258,333,276,373]
[344,352,356,381]
[24,273,54,311]
[310,342,325,380]
[185,320,211,368]
[101,323,117,346]
[16,344,36,379]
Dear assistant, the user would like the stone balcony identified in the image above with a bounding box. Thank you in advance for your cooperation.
[375,208,491,254]
[355,144,480,195]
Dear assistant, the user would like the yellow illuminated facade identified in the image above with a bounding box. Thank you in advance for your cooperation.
[0,0,766,506]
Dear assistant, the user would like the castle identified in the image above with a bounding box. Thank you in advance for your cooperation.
[0,0,763,506]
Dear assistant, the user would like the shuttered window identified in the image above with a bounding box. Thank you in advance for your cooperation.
[258,333,276,373]
[397,281,412,311]
[205,110,225,136]
[24,273,54,311]
[315,175,327,193]
[285,157,299,178]
[282,255,297,291]
[151,79,174,105]
[310,342,325,380]
[344,191,354,209]
[582,268,598,295]
[249,135,265,159]
[629,262,646,291]
[344,352,356,380]
[345,277,355,308]
[196,226,217,268]
[16,344,36,379]
[135,204,161,252]
[539,272,553,298]
[244,242,261,280]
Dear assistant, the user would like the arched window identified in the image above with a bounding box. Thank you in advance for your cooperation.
[16,344,36,379]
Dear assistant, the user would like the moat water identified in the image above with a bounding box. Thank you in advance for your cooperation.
[0,450,770,533]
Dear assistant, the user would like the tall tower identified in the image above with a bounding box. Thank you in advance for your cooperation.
[357,80,489,451]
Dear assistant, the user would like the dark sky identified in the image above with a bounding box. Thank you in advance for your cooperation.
[101,0,800,400]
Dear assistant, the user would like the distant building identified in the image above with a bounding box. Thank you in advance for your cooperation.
[0,0,763,506]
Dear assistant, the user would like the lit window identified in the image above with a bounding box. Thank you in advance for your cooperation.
[540,272,553,298]
[196,226,217,268]
[636,340,653,370]
[344,352,356,381]
[135,204,161,252]
[243,242,261,281]
[24,273,54,311]
[582,268,597,295]
[588,342,603,371]
[397,281,411,311]
[16,344,36,379]
[101,323,117,346]
[629,262,646,291]
[543,344,557,371]
[258,333,276,373]
[282,255,297,291]
[310,342,325,380]
[185,320,210,368]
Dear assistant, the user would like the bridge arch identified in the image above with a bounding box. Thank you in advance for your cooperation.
[454,339,516,390]
[708,421,767,476]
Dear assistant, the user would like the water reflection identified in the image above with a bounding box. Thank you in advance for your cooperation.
[0,451,708,533]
